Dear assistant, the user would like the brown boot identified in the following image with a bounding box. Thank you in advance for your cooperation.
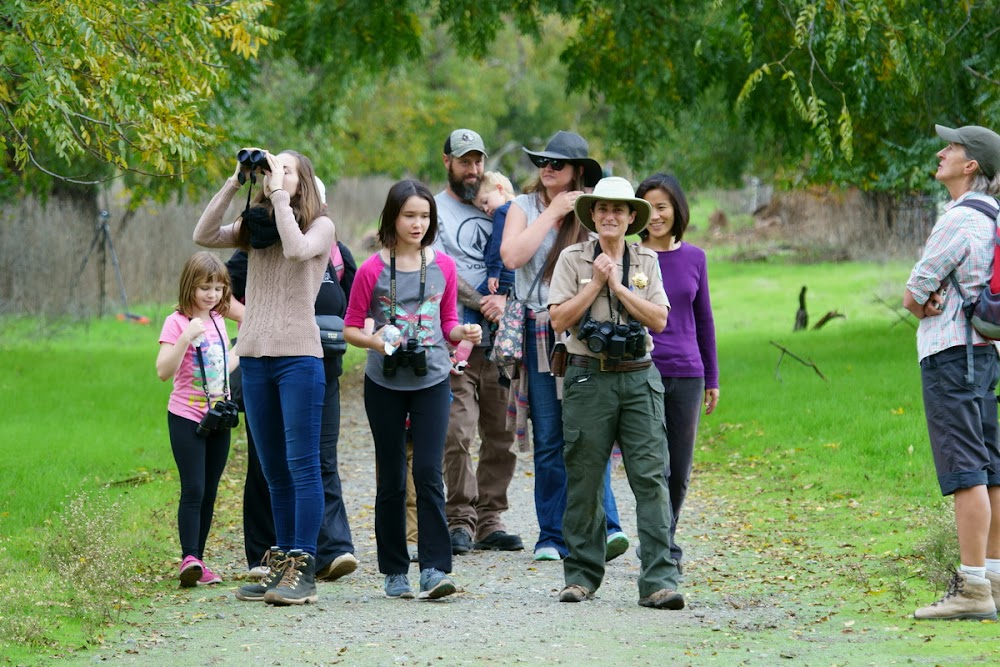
[914,571,997,620]
[986,571,1000,611]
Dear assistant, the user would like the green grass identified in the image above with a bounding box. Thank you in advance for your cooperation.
[3,256,997,663]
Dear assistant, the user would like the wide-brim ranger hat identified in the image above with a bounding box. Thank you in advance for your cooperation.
[522,131,603,188]
[935,124,1000,179]
[574,177,652,237]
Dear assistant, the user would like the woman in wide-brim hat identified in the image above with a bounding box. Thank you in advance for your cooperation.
[499,131,629,563]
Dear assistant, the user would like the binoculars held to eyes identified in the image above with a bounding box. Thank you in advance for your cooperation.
[237,149,269,185]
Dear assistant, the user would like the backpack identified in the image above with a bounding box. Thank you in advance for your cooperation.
[946,196,1000,383]
[948,198,1000,336]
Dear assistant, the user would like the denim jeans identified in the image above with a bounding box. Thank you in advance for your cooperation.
[525,319,621,556]
[241,355,325,556]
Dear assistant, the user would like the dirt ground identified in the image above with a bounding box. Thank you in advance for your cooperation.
[53,371,991,666]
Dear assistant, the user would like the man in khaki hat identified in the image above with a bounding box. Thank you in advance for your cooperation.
[904,124,1000,620]
[547,176,683,609]
[433,129,522,556]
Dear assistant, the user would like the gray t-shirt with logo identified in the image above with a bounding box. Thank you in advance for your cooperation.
[434,191,493,324]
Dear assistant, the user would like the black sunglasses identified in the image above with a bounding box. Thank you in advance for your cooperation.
[530,156,567,171]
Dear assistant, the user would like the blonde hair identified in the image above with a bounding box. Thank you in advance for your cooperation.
[176,252,232,319]
[479,171,515,198]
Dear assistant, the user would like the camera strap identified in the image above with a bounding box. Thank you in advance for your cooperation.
[389,248,427,337]
[193,315,231,406]
[579,242,632,328]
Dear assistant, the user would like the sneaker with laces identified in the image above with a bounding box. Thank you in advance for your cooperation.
[179,555,203,588]
[316,553,358,582]
[264,549,318,606]
[558,584,592,602]
[534,546,561,561]
[639,588,685,610]
[197,561,222,585]
[914,571,997,620]
[473,530,524,551]
[384,573,415,599]
[236,547,286,601]
[987,571,1000,610]
[450,528,472,555]
[605,531,630,562]
[418,568,457,600]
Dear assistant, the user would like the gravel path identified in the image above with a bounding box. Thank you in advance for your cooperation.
[68,371,801,666]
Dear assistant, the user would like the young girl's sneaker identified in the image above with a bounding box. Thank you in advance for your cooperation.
[198,561,223,585]
[179,555,203,588]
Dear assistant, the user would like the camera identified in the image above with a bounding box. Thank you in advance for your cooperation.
[382,338,428,377]
[578,318,615,354]
[196,399,240,438]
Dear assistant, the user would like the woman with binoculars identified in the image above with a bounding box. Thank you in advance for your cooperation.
[547,176,684,610]
[344,179,481,601]
[194,148,334,606]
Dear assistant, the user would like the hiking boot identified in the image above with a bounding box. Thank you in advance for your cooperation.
[264,549,318,606]
[385,573,415,599]
[179,555,203,588]
[418,568,457,600]
[236,547,286,602]
[474,530,524,551]
[316,553,358,582]
[197,561,222,585]
[639,588,685,610]
[450,528,472,555]
[534,547,561,561]
[913,571,997,620]
[605,532,630,562]
[987,571,1000,610]
[558,584,592,602]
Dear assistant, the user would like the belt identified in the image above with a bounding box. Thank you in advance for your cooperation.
[568,354,652,373]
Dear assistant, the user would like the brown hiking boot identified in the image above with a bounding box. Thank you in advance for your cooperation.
[558,584,592,603]
[913,571,997,620]
[986,571,1000,611]
[638,588,686,610]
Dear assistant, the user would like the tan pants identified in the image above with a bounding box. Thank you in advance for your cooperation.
[443,346,517,541]
[406,439,417,545]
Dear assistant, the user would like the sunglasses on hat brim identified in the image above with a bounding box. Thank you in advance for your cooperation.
[530,156,568,171]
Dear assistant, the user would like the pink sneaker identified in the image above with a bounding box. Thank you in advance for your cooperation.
[197,562,222,585]
[179,555,203,588]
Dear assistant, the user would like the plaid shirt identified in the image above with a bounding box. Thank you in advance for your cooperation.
[906,192,998,361]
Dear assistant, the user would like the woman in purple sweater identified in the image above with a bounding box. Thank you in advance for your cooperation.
[637,173,719,573]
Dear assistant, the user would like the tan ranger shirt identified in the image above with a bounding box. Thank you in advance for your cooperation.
[547,239,669,359]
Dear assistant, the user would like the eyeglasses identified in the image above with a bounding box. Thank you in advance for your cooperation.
[530,156,567,171]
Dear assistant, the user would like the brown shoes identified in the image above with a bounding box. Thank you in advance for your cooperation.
[638,588,685,610]
[316,553,358,582]
[914,571,997,620]
[558,584,592,603]
[986,571,1000,611]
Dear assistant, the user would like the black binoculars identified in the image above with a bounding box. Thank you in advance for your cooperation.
[196,399,240,438]
[382,338,428,377]
[237,149,269,184]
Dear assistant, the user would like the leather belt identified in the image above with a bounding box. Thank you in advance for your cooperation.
[568,354,652,373]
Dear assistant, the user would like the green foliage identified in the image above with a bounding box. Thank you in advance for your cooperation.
[0,0,279,193]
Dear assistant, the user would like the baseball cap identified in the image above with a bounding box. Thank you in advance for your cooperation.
[935,124,1000,179]
[444,129,488,158]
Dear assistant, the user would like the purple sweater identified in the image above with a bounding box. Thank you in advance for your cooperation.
[649,242,719,389]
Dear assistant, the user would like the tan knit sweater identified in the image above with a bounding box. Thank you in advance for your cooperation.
[193,178,336,358]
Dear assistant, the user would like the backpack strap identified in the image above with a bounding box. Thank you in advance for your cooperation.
[948,197,1000,385]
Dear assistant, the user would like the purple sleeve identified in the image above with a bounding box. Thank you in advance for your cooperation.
[693,255,719,390]
[344,254,381,328]
[436,253,461,337]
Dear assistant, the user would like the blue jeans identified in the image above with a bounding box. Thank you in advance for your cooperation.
[241,356,325,556]
[525,319,621,556]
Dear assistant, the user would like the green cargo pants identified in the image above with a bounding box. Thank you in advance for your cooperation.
[561,358,680,598]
